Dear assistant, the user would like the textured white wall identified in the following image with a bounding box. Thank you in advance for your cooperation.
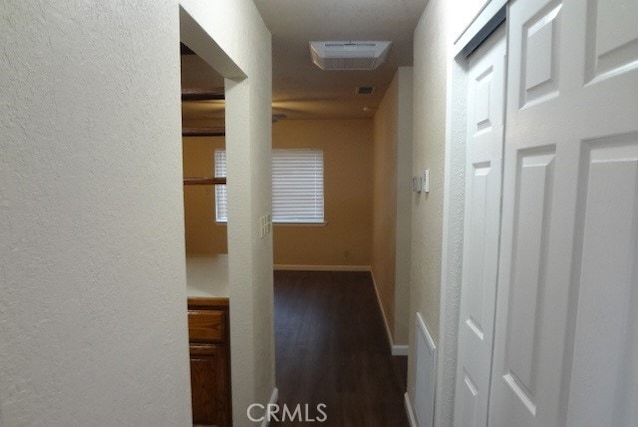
[179,2,275,425]
[0,1,192,425]
[433,57,468,427]
[0,1,274,425]
[407,0,449,417]
[451,0,491,42]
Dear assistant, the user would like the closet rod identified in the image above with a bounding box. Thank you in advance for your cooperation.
[182,128,225,137]
[183,177,227,186]
[182,88,225,101]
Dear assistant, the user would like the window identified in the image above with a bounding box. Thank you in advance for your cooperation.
[214,149,325,224]
[214,150,228,222]
[272,149,325,223]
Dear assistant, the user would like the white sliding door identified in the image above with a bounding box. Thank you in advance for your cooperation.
[488,0,638,426]
[453,25,506,427]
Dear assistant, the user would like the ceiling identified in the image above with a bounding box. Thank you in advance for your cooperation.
[181,0,427,122]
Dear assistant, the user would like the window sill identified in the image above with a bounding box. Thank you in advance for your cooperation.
[215,222,328,227]
[274,222,328,227]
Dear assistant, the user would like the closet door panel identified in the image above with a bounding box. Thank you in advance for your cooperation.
[453,25,506,427]
[489,0,637,425]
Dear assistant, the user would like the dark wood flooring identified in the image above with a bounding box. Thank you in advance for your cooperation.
[272,271,409,427]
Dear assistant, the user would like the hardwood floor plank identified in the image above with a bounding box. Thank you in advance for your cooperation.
[272,271,409,426]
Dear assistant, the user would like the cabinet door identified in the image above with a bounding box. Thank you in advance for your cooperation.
[190,344,229,427]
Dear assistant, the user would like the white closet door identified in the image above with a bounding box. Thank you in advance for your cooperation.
[489,0,637,426]
[453,25,506,427]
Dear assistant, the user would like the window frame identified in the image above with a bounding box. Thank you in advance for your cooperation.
[214,148,326,225]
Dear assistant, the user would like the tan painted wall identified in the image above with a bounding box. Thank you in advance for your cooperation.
[372,68,413,347]
[372,74,400,339]
[407,0,448,404]
[182,120,373,268]
[182,136,227,255]
[394,67,413,345]
[272,120,373,267]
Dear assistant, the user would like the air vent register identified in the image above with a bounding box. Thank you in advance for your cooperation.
[309,41,392,71]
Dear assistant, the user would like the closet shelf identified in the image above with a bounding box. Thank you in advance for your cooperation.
[182,127,225,137]
[183,177,227,186]
[182,88,225,101]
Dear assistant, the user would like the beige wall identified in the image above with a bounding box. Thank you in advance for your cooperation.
[0,1,274,425]
[394,67,413,345]
[182,136,227,255]
[272,120,373,267]
[0,1,195,424]
[372,74,400,338]
[407,0,448,407]
[371,68,413,347]
[182,119,374,269]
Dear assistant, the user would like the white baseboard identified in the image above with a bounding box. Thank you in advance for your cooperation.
[370,272,395,350]
[392,345,409,356]
[261,387,279,427]
[370,272,409,356]
[405,392,418,427]
[274,264,371,272]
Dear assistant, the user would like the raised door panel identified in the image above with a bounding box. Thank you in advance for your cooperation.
[566,136,638,426]
[521,1,562,107]
[585,0,638,83]
[500,149,555,423]
[489,0,637,425]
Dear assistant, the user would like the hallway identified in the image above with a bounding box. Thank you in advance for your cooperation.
[273,271,409,426]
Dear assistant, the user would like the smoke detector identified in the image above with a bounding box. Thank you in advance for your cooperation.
[309,41,392,71]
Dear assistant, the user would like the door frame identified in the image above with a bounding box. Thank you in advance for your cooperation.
[435,2,508,426]
[179,5,276,423]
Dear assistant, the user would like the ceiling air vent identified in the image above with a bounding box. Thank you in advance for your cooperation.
[357,86,375,95]
[309,41,392,71]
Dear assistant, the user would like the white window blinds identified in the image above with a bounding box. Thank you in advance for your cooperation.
[272,149,324,223]
[214,150,228,222]
[214,148,324,224]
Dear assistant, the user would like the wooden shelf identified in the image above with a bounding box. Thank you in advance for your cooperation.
[182,88,225,101]
[182,127,225,137]
[183,177,226,186]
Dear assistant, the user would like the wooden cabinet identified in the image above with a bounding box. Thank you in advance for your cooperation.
[188,298,231,427]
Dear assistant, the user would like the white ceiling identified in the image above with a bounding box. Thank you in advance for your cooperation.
[254,0,428,120]
[181,0,427,122]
